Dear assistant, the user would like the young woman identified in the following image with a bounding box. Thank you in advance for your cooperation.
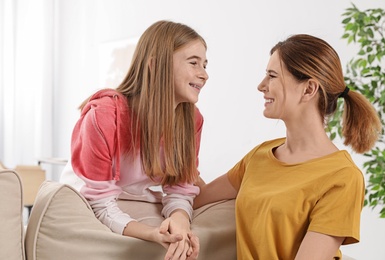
[194,34,381,260]
[61,20,208,260]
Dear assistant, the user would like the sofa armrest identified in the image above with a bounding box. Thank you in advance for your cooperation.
[0,169,26,260]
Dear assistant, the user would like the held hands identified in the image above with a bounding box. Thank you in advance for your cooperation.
[160,210,200,260]
[123,214,199,259]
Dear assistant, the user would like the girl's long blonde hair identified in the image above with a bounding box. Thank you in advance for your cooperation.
[116,20,206,185]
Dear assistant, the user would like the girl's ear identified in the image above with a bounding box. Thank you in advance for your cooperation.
[302,79,319,102]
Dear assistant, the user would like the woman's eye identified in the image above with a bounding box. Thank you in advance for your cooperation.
[190,61,197,65]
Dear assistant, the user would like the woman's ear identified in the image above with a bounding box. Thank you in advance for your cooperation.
[302,79,319,102]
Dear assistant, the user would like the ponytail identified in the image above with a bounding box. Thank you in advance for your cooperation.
[341,90,381,153]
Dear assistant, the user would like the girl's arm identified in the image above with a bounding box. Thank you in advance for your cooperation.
[295,231,344,260]
[161,185,200,259]
[193,174,238,209]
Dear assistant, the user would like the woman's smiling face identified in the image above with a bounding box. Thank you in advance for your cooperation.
[257,51,306,120]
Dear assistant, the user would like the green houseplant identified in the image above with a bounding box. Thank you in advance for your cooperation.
[328,4,385,217]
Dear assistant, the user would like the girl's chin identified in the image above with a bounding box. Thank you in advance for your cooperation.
[186,95,199,104]
[175,99,198,107]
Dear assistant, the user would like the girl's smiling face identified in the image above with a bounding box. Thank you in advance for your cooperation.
[173,39,208,108]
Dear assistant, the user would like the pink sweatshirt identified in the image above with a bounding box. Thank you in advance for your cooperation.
[63,89,202,234]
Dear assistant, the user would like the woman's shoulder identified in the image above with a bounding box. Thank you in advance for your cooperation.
[242,138,286,160]
[256,137,286,151]
[332,150,363,175]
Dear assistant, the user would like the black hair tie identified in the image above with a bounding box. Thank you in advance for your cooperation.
[338,87,350,98]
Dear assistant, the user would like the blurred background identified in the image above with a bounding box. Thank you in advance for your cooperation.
[1,0,384,258]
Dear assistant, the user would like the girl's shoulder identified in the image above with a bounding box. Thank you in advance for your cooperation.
[81,88,129,115]
[89,88,126,106]
[194,106,204,128]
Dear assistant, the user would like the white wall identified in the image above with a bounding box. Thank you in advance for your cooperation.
[53,0,385,259]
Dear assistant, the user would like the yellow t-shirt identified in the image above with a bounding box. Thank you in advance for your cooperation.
[227,138,364,260]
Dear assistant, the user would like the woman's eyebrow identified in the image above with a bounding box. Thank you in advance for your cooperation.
[267,69,278,75]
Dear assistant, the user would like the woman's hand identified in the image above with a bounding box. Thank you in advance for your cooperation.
[161,210,199,260]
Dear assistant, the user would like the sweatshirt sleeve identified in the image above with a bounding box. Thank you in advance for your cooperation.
[71,100,118,183]
[88,194,136,234]
[162,183,200,221]
[71,95,133,234]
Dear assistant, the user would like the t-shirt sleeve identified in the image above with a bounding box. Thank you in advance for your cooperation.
[308,167,365,244]
[226,145,261,191]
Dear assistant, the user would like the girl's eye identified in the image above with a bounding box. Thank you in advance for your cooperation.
[190,61,207,69]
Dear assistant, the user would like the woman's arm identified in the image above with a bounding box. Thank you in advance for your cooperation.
[295,231,344,260]
[193,174,238,209]
[195,176,206,189]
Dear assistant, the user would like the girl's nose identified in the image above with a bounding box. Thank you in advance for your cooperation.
[198,68,209,81]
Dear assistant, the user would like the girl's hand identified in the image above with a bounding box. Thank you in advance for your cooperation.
[152,225,184,249]
[186,233,199,260]
[160,210,199,260]
[123,221,183,249]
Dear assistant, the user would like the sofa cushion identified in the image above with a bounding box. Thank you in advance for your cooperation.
[25,180,236,260]
[192,199,236,259]
[0,170,26,260]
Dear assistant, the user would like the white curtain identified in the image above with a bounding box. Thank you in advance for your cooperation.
[0,0,54,168]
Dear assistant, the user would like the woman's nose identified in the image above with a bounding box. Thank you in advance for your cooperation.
[257,77,267,92]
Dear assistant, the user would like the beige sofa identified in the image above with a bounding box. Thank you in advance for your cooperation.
[0,163,236,260]
[0,169,26,260]
[24,181,236,260]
